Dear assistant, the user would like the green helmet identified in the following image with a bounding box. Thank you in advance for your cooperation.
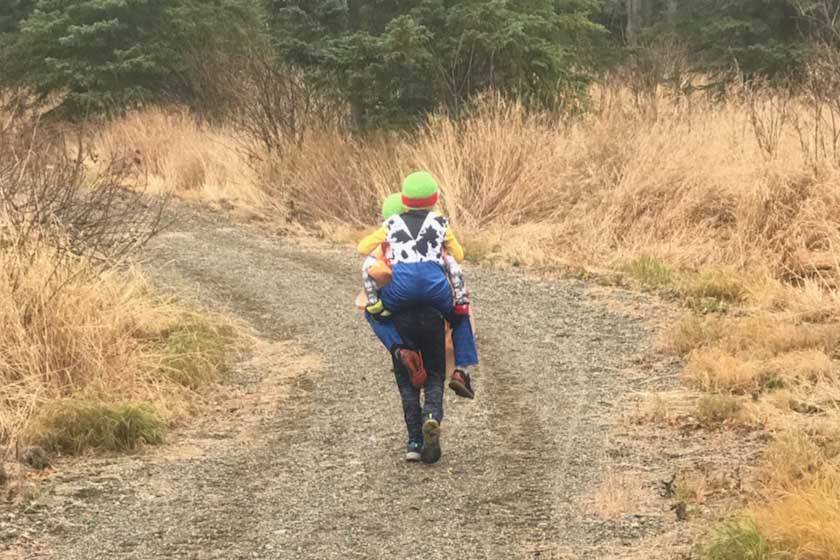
[401,171,439,209]
[381,192,405,220]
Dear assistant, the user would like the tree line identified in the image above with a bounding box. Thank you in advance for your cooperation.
[1,0,838,126]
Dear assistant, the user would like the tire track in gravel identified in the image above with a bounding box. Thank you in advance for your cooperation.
[7,206,678,560]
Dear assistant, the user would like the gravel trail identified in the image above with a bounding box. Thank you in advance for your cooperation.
[6,206,683,559]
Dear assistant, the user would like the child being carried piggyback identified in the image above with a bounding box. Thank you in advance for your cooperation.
[358,172,478,400]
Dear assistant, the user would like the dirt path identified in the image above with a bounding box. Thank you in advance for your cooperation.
[6,206,688,559]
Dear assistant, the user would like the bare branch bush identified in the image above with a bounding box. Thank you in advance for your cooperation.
[791,0,840,44]
[229,46,348,159]
[792,45,840,169]
[0,108,167,296]
[744,80,791,159]
[610,36,697,122]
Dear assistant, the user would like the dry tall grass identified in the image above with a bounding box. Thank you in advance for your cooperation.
[109,87,840,282]
[755,426,840,553]
[0,247,232,451]
[99,83,840,555]
[94,108,265,212]
[0,107,234,456]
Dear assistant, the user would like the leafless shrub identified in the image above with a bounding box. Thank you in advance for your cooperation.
[792,46,840,168]
[230,47,348,158]
[0,109,166,294]
[610,37,700,121]
[746,82,791,158]
[176,40,245,123]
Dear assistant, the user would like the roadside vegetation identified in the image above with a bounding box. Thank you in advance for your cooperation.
[0,108,235,472]
[88,79,840,558]
[3,0,840,554]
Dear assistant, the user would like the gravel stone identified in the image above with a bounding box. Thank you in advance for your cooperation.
[4,205,685,559]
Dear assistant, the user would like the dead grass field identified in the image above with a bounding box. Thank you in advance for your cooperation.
[0,110,238,472]
[0,249,235,456]
[99,87,840,276]
[91,83,840,558]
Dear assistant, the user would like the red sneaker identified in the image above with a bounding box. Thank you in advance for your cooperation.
[449,369,475,399]
[397,348,427,388]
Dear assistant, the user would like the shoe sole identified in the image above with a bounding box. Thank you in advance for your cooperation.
[406,451,421,462]
[399,350,428,388]
[448,378,475,399]
[421,419,441,464]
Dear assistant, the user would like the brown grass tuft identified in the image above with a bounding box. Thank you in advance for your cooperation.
[695,394,744,426]
[682,269,747,301]
[591,470,645,520]
[753,466,840,560]
[659,315,726,355]
[93,108,265,211]
[0,249,232,451]
[760,430,826,490]
[683,349,762,394]
[762,350,836,386]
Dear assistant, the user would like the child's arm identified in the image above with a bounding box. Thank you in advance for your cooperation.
[357,226,388,255]
[444,228,465,262]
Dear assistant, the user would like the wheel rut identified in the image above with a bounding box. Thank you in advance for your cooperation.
[6,206,678,560]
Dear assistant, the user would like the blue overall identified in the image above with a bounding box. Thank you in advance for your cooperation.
[365,312,404,352]
[380,262,479,368]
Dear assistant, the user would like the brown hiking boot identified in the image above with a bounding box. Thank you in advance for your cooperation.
[449,369,475,399]
[397,348,427,388]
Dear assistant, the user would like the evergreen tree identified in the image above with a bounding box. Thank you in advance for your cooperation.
[266,0,603,127]
[672,0,800,75]
[0,0,264,116]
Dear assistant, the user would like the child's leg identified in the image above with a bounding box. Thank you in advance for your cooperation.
[449,315,479,368]
[367,312,427,389]
[444,255,469,305]
[415,264,478,398]
[365,312,404,353]
[421,266,479,369]
[392,353,423,445]
[361,256,380,307]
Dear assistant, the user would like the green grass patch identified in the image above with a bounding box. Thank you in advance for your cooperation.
[618,258,748,313]
[156,314,235,389]
[696,394,743,426]
[32,401,164,455]
[620,255,675,288]
[702,520,774,560]
[680,268,747,312]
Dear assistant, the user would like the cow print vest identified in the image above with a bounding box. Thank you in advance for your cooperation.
[385,211,448,265]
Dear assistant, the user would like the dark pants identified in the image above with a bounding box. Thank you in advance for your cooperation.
[391,307,447,444]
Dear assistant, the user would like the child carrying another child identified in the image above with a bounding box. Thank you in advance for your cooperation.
[358,172,478,400]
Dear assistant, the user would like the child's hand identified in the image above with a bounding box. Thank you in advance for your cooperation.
[366,299,392,319]
[454,303,470,316]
